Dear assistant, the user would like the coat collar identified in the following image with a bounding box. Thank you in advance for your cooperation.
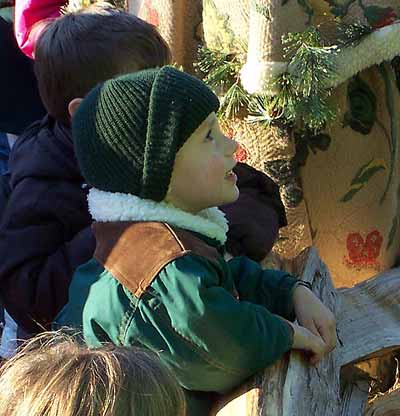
[88,188,229,244]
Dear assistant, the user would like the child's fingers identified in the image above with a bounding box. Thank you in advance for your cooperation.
[309,353,321,366]
[301,319,320,338]
[305,330,327,357]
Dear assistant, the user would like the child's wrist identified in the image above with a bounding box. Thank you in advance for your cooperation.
[295,280,313,291]
[292,281,314,303]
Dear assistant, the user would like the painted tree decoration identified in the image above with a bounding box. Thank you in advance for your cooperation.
[197,0,400,289]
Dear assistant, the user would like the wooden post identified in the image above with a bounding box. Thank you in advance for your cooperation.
[213,248,400,415]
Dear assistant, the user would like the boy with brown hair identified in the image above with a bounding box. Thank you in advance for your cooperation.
[33,3,170,125]
[0,4,171,336]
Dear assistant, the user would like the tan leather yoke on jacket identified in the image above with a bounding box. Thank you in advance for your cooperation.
[93,222,221,298]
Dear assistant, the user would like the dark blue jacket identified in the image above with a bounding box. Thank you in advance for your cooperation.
[0,16,45,135]
[0,116,95,332]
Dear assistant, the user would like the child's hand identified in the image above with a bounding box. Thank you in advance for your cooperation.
[292,285,337,363]
[287,321,328,364]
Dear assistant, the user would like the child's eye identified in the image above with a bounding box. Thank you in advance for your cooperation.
[205,129,214,141]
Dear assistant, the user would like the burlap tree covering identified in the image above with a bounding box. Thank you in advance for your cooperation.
[135,0,203,70]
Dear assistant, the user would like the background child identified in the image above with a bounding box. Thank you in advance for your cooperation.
[0,4,171,337]
[56,67,336,415]
[0,331,185,415]
[0,5,45,357]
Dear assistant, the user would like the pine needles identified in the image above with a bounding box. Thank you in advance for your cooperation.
[195,48,249,119]
[245,28,338,131]
[197,23,371,132]
[282,27,337,130]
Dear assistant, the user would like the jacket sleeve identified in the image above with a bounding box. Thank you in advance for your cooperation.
[221,162,286,261]
[0,179,95,333]
[125,254,294,394]
[15,0,66,58]
[228,256,298,321]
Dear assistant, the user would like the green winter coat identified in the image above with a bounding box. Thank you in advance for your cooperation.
[55,193,298,415]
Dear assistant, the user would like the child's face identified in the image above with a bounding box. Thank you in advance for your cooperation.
[165,112,239,213]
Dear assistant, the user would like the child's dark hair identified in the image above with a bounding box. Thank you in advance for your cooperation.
[34,3,171,125]
[0,331,185,416]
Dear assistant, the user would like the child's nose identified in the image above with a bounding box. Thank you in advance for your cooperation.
[225,136,238,156]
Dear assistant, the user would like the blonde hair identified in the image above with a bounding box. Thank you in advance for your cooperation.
[0,331,185,416]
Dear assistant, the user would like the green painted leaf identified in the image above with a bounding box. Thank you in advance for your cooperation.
[378,64,398,205]
[349,159,372,184]
[351,165,385,186]
[350,159,386,186]
[340,185,363,203]
[309,134,331,152]
[341,159,386,202]
[387,216,398,250]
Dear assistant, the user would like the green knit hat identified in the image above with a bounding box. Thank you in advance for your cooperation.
[72,66,220,201]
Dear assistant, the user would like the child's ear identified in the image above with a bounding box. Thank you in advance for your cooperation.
[68,98,83,119]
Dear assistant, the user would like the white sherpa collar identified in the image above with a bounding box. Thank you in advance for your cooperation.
[88,188,229,244]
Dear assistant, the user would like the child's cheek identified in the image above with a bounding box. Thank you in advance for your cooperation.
[204,157,225,186]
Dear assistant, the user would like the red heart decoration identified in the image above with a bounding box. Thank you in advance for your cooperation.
[346,230,382,266]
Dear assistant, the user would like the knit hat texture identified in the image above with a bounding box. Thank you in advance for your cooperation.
[73,66,220,201]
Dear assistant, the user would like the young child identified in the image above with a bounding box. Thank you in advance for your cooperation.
[0,331,185,415]
[0,1,286,341]
[56,67,337,415]
[0,4,171,337]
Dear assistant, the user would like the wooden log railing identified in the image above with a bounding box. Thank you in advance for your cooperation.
[213,248,400,415]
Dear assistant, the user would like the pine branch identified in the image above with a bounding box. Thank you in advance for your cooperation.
[285,28,337,93]
[247,95,275,125]
[196,47,249,118]
[220,83,249,119]
[283,27,338,131]
[195,23,351,132]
